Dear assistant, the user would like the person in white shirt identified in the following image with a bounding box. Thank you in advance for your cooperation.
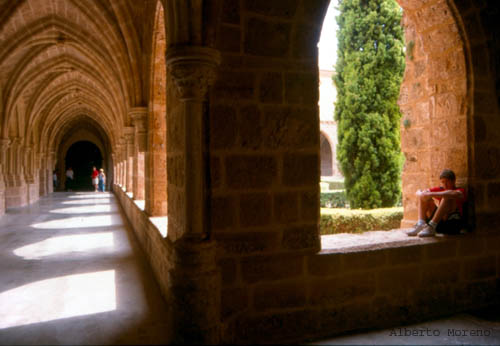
[65,167,74,191]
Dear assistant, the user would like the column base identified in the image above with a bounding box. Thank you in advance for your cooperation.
[6,184,28,208]
[169,238,221,344]
[27,183,40,204]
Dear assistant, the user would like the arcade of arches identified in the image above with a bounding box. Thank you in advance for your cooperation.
[0,0,499,344]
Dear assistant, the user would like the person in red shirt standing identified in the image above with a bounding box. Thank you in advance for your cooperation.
[407,169,466,237]
[91,166,99,192]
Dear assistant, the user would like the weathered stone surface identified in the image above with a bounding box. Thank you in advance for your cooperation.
[211,196,236,230]
[285,72,318,105]
[341,250,387,272]
[309,274,376,306]
[259,72,282,104]
[307,253,342,277]
[283,154,319,187]
[245,18,291,57]
[221,287,248,319]
[300,191,319,221]
[458,236,484,256]
[244,0,299,18]
[215,231,280,256]
[253,281,307,311]
[423,240,457,260]
[210,104,238,149]
[462,256,496,280]
[377,265,421,292]
[217,25,241,53]
[422,260,460,284]
[239,193,272,227]
[282,225,319,251]
[226,155,277,188]
[214,70,255,99]
[241,254,304,283]
[387,245,423,264]
[273,192,299,224]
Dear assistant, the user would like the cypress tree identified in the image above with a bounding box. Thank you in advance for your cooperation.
[334,0,405,209]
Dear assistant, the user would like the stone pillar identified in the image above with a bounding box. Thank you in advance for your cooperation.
[24,146,39,204]
[0,139,10,216]
[131,108,147,200]
[6,138,28,208]
[124,127,135,193]
[165,45,221,344]
[47,152,55,194]
[39,153,47,196]
[117,139,125,187]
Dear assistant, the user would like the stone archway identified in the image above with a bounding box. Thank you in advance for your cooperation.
[320,132,333,177]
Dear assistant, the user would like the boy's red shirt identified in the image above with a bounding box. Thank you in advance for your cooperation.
[429,186,466,215]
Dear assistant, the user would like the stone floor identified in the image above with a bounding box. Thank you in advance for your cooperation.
[0,192,170,345]
[310,307,500,345]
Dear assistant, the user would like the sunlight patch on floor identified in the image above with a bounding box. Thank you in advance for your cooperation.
[13,233,114,260]
[31,214,122,229]
[50,204,117,214]
[62,199,112,205]
[69,193,113,199]
[0,270,116,329]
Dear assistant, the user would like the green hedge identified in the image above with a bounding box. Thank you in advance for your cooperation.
[320,190,347,208]
[320,207,403,235]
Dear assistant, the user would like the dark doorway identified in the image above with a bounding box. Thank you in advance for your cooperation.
[65,141,103,191]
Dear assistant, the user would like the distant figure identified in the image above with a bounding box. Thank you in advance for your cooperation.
[91,166,99,192]
[406,169,466,237]
[53,170,58,189]
[65,167,74,191]
[98,168,106,192]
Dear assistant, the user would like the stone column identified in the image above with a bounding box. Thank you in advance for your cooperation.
[39,153,47,196]
[24,146,37,204]
[131,108,147,200]
[0,139,10,216]
[124,127,135,193]
[165,45,221,344]
[117,139,125,187]
[47,152,55,194]
[6,138,28,207]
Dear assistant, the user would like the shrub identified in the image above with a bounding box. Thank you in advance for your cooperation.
[320,190,347,208]
[334,0,405,208]
[320,207,403,235]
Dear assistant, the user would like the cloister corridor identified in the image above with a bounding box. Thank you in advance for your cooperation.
[0,192,170,344]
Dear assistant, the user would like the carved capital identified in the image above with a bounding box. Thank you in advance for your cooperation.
[166,46,221,100]
[123,126,135,144]
[129,107,148,133]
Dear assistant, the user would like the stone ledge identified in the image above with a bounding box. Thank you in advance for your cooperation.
[320,229,469,254]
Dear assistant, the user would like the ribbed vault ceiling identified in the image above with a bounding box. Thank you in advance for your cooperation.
[0,0,158,153]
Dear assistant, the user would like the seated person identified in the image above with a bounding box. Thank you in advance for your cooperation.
[407,169,466,237]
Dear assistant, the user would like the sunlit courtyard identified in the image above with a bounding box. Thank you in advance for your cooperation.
[0,192,170,344]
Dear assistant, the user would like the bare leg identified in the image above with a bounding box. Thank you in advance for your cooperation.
[431,198,457,224]
[417,194,436,221]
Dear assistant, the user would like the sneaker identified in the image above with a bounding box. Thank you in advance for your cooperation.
[418,224,436,237]
[407,222,427,236]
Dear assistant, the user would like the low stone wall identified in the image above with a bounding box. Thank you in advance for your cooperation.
[113,185,174,312]
[220,234,500,344]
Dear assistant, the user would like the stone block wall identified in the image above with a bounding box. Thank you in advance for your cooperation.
[399,0,468,227]
[220,235,500,343]
[210,0,327,340]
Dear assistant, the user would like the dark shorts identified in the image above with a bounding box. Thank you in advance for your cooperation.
[429,210,463,235]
